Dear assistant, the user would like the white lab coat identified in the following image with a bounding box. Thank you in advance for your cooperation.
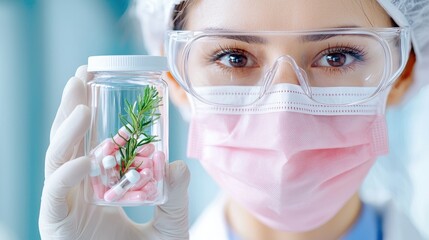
[190,193,424,240]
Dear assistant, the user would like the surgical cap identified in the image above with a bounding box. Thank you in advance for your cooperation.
[377,0,429,102]
[133,0,429,101]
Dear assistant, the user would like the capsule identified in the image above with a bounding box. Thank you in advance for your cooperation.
[102,155,120,187]
[136,143,155,157]
[142,180,158,201]
[104,169,141,202]
[152,151,166,181]
[92,139,116,162]
[130,168,153,191]
[89,161,105,200]
[120,191,148,201]
[115,150,122,165]
[133,156,153,170]
[113,125,133,147]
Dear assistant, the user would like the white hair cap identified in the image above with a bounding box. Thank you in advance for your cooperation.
[134,0,429,100]
[377,0,429,102]
[132,0,185,56]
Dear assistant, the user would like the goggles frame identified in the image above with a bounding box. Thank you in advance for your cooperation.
[166,27,411,107]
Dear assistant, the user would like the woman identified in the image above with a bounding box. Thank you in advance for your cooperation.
[39,0,429,239]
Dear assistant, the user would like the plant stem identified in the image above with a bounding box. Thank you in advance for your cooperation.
[112,86,162,177]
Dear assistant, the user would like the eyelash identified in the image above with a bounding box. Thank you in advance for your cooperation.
[206,43,368,75]
[206,44,255,74]
[315,44,368,74]
[210,45,243,62]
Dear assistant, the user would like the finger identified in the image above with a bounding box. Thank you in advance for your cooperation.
[75,65,94,83]
[40,156,91,224]
[45,105,90,178]
[50,76,87,141]
[152,160,190,239]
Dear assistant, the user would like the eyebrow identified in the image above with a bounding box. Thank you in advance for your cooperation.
[300,25,360,42]
[202,26,361,43]
[300,34,337,42]
[203,27,267,44]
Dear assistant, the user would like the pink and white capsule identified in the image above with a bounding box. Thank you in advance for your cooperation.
[113,125,133,146]
[142,180,158,201]
[120,191,148,201]
[89,161,105,200]
[136,143,155,157]
[104,169,141,202]
[133,156,153,170]
[115,150,123,165]
[102,155,120,187]
[152,151,166,181]
[92,139,116,162]
[130,168,153,191]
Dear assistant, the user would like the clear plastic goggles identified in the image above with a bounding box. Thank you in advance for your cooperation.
[166,28,411,106]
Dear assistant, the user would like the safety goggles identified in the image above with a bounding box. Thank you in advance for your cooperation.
[166,28,411,106]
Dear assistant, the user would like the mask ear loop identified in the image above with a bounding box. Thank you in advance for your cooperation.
[262,55,312,98]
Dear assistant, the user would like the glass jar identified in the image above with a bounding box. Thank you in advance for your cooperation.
[84,55,168,206]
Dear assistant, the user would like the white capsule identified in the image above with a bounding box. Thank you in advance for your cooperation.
[102,155,120,187]
[104,169,141,202]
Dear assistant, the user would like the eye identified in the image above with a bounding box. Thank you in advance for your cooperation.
[324,53,349,67]
[220,53,249,68]
[212,48,259,69]
[312,46,365,69]
[317,52,353,67]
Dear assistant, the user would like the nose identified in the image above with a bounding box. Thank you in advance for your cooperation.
[268,55,303,85]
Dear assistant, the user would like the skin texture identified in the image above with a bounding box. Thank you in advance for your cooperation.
[162,0,415,239]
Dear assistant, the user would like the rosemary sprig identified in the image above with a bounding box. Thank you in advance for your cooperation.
[112,86,162,177]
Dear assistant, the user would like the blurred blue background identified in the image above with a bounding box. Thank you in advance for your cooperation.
[1,1,429,240]
[0,1,218,239]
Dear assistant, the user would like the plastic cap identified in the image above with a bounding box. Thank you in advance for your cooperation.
[87,55,168,72]
[125,169,141,184]
[102,155,117,169]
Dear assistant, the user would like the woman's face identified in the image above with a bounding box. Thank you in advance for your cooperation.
[185,0,392,31]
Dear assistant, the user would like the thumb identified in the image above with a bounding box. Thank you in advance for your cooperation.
[40,156,91,224]
[152,160,190,239]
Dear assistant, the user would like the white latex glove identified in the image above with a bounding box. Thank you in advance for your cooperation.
[39,66,190,240]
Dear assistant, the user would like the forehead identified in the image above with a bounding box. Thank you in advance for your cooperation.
[185,0,392,31]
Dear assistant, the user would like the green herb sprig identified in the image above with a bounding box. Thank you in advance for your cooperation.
[112,86,162,177]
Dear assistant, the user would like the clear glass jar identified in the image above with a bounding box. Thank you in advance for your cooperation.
[84,55,168,206]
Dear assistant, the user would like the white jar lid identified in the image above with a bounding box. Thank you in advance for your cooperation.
[87,55,168,72]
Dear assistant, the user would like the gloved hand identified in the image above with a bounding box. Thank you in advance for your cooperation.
[39,66,190,240]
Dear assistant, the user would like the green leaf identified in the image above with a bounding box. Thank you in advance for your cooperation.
[112,87,163,176]
[119,148,125,159]
[119,115,132,128]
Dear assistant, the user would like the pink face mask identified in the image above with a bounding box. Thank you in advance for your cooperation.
[187,84,389,232]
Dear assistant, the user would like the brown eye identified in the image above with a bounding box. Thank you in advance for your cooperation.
[312,46,366,70]
[313,51,355,68]
[226,54,248,68]
[213,48,259,69]
[325,53,347,67]
[218,53,251,68]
